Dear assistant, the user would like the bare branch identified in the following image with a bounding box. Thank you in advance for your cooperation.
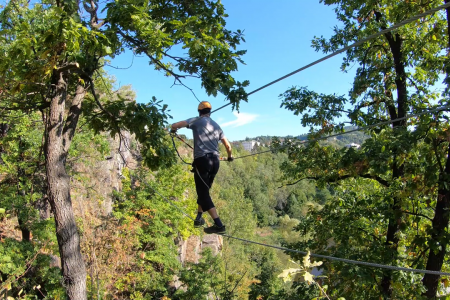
[278,173,390,188]
[401,210,433,222]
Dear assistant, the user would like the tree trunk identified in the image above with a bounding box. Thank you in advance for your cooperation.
[380,198,401,297]
[17,137,31,242]
[421,3,450,296]
[422,144,450,297]
[18,217,31,242]
[378,28,407,298]
[45,72,87,300]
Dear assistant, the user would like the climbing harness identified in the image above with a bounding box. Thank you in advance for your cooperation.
[170,132,214,190]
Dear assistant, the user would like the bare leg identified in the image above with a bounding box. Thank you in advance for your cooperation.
[198,205,203,213]
[206,207,219,219]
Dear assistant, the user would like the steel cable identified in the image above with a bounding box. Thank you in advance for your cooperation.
[136,174,450,276]
[209,2,450,115]
[233,104,450,160]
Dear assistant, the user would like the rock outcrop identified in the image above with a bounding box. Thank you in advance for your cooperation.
[177,234,223,266]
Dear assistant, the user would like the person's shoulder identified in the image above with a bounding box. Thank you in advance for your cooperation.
[186,116,199,125]
[211,118,222,129]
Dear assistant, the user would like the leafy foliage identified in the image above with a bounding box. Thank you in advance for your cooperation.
[277,0,450,298]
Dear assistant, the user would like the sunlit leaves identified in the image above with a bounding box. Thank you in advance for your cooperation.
[278,0,450,298]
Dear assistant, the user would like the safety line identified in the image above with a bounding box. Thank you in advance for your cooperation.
[161,3,450,276]
[137,173,450,276]
[209,2,450,115]
[221,234,450,276]
[233,104,450,160]
[170,133,193,165]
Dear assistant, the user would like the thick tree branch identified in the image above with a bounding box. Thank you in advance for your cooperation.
[361,44,388,75]
[62,84,86,154]
[56,63,80,74]
[359,174,390,187]
[87,78,116,121]
[356,226,381,242]
[432,137,445,174]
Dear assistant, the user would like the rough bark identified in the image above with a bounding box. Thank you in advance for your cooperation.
[422,144,450,297]
[421,2,450,296]
[17,137,31,242]
[45,72,87,300]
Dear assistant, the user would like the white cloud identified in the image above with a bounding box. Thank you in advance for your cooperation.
[221,111,258,128]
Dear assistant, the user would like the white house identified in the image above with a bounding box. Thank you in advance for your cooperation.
[345,143,361,149]
[242,140,260,152]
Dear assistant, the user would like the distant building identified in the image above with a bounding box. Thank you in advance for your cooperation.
[242,140,260,152]
[345,143,361,149]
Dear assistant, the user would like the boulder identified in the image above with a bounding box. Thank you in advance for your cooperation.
[201,234,223,255]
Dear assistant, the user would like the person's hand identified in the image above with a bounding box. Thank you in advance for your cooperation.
[170,127,177,134]
[227,156,234,162]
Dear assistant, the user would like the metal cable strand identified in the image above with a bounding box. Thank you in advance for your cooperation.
[234,104,450,160]
[135,176,450,275]
[221,234,450,276]
[210,2,450,115]
[170,134,193,165]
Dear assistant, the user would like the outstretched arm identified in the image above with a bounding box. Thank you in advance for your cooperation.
[171,120,188,132]
[221,137,233,160]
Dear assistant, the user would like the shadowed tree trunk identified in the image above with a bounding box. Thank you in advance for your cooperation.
[421,2,450,297]
[45,70,87,300]
[374,14,408,295]
[422,145,450,297]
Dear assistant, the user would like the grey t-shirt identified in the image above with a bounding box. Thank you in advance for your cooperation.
[185,116,224,159]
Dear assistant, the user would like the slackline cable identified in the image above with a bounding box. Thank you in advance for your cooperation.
[233,104,450,160]
[159,3,450,277]
[174,104,450,161]
[140,179,450,276]
[180,3,450,143]
[208,2,450,116]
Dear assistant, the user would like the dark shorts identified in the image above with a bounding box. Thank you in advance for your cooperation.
[193,153,220,211]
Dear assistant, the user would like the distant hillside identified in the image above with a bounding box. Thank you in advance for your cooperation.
[243,126,368,148]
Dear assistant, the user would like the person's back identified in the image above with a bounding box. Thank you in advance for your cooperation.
[170,101,233,234]
[186,116,224,159]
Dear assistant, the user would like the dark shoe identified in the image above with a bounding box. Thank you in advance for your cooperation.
[204,224,226,234]
[194,218,205,228]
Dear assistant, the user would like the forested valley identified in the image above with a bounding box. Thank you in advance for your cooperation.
[2,0,450,299]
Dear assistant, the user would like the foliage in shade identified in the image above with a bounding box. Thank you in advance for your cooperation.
[278,0,450,298]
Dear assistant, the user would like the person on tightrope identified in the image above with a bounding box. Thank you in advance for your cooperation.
[170,101,233,234]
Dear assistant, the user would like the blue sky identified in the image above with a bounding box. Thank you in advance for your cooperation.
[108,1,357,141]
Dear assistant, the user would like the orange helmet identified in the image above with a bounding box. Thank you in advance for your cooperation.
[198,101,212,111]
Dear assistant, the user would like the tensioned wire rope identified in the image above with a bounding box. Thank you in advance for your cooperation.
[206,2,450,116]
[157,3,450,276]
[177,2,450,157]
[232,103,450,160]
[180,0,450,130]
[139,175,450,276]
